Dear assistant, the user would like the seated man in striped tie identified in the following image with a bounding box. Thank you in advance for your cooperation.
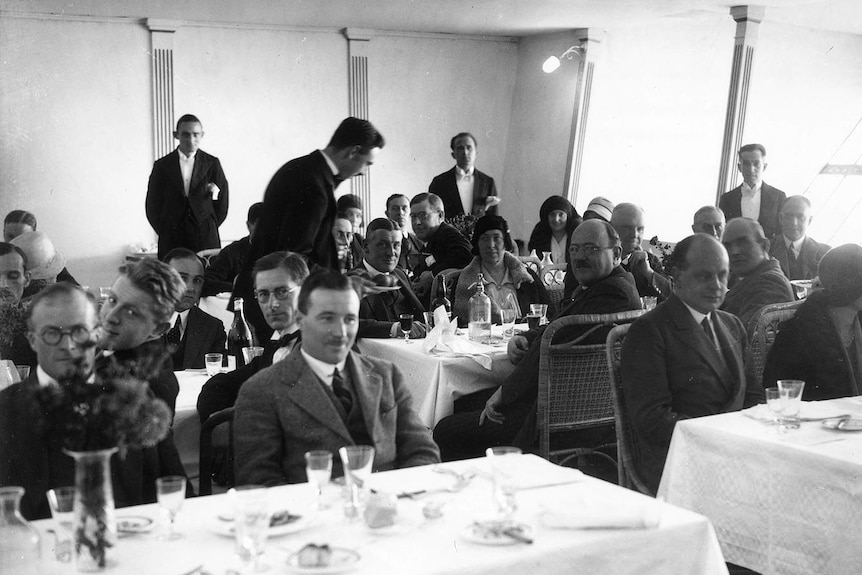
[234,269,439,485]
[197,251,309,422]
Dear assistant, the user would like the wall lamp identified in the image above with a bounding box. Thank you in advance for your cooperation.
[542,46,584,73]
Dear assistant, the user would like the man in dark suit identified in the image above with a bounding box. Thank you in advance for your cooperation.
[769,195,830,281]
[385,193,423,275]
[0,283,187,519]
[145,114,229,258]
[235,117,384,336]
[433,220,642,460]
[718,143,786,239]
[0,242,36,368]
[349,218,427,339]
[202,202,264,297]
[197,251,309,422]
[234,270,439,485]
[162,248,226,369]
[428,132,499,218]
[691,205,726,240]
[622,234,764,494]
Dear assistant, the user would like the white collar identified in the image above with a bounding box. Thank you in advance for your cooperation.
[178,148,197,160]
[300,348,347,385]
[681,300,711,326]
[269,325,300,340]
[36,365,95,387]
[362,259,390,277]
[741,180,762,195]
[455,165,474,177]
[784,235,806,253]
[319,149,340,179]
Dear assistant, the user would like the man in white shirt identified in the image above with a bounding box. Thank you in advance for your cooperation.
[768,195,831,281]
[718,143,786,239]
[428,132,499,218]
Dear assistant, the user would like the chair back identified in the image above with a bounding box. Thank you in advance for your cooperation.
[198,407,235,496]
[606,324,653,494]
[537,309,645,467]
[746,300,803,389]
[196,248,221,267]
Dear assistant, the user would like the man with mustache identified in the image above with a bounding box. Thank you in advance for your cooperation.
[769,195,831,281]
[720,218,794,325]
[234,269,439,484]
[162,248,226,369]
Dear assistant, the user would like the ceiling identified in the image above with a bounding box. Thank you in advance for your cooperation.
[5,0,862,37]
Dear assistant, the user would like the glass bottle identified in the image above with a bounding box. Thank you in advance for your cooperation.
[0,486,42,570]
[228,297,255,368]
[430,276,452,318]
[468,273,492,343]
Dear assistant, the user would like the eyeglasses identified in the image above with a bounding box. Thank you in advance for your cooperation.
[37,326,95,346]
[254,285,298,304]
[410,212,439,222]
[569,244,614,257]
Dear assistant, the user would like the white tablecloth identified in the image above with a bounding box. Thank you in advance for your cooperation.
[27,455,727,575]
[173,370,210,482]
[658,397,862,575]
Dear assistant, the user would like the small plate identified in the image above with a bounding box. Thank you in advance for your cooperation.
[285,547,361,574]
[823,417,862,431]
[208,510,313,538]
[116,515,154,533]
[461,521,533,546]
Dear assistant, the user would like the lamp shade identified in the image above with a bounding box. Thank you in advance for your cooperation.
[542,55,561,74]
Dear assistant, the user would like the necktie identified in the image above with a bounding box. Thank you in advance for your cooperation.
[331,368,353,413]
[701,316,718,350]
[165,316,182,347]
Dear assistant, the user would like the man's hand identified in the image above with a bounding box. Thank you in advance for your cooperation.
[207,182,220,200]
[627,249,654,282]
[412,271,434,298]
[485,196,501,208]
[507,334,530,364]
[479,387,505,425]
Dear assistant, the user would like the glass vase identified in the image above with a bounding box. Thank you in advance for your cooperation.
[0,486,42,571]
[65,448,118,572]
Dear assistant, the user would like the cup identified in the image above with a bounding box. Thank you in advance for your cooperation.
[338,445,375,519]
[46,487,76,562]
[205,353,223,377]
[156,475,186,540]
[765,387,782,427]
[778,380,805,429]
[640,296,657,311]
[500,308,517,339]
[231,486,271,572]
[241,346,265,364]
[305,451,333,510]
[15,365,31,381]
[485,446,522,518]
[529,303,548,320]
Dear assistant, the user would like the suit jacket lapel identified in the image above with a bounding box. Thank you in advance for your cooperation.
[668,297,736,394]
[169,150,185,197]
[348,353,384,446]
[190,151,211,194]
[182,308,203,367]
[284,352,353,443]
[713,314,744,401]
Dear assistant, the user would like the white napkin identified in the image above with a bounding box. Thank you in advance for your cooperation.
[541,499,659,530]
[421,308,494,369]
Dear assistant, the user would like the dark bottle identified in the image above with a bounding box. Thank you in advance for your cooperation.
[429,277,452,317]
[228,297,255,368]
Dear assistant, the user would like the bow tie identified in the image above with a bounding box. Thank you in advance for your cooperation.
[278,331,301,348]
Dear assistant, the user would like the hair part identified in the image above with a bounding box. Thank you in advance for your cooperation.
[410,192,445,216]
[0,242,28,269]
[4,210,37,229]
[162,247,205,270]
[252,251,310,285]
[296,269,360,314]
[117,259,184,324]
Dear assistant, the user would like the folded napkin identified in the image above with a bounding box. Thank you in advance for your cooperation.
[541,499,659,530]
[422,307,494,369]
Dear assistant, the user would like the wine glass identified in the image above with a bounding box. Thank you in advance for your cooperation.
[156,476,186,540]
[399,313,414,344]
[305,451,333,510]
[231,486,271,572]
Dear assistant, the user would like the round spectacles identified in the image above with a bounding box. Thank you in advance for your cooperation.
[254,285,298,304]
[38,326,95,346]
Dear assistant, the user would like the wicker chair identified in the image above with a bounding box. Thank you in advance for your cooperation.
[746,300,804,389]
[196,248,221,267]
[537,309,645,468]
[605,324,653,495]
[198,407,235,496]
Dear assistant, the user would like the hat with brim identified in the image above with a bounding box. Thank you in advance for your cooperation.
[584,196,614,222]
[10,231,66,281]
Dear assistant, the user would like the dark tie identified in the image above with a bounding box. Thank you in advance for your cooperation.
[165,316,181,347]
[278,331,301,348]
[701,316,718,350]
[331,368,353,413]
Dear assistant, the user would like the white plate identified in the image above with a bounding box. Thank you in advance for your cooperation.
[823,417,862,431]
[285,547,361,574]
[116,515,154,533]
[207,510,313,538]
[460,521,533,546]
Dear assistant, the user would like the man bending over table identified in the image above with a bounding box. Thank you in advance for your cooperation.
[234,269,439,485]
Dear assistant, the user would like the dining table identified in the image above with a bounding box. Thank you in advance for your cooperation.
[658,396,862,575]
[173,370,212,484]
[25,454,728,574]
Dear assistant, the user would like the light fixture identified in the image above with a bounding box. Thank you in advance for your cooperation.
[542,46,584,74]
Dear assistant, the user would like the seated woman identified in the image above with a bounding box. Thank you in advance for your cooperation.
[527,195,581,264]
[763,244,862,400]
[9,231,67,299]
[452,215,550,323]
[4,209,78,286]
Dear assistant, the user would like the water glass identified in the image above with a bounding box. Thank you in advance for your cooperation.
[241,346,265,364]
[16,365,31,381]
[778,380,805,429]
[156,476,186,540]
[640,296,657,311]
[305,451,333,510]
[231,486,271,572]
[765,387,783,427]
[205,353,223,377]
[46,487,75,562]
[500,308,517,339]
[339,446,375,519]
[485,446,522,519]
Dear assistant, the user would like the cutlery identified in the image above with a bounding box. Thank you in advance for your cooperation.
[472,522,533,544]
[800,414,850,422]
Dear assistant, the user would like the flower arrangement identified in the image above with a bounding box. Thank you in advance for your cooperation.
[446,214,479,240]
[0,302,28,360]
[647,236,675,275]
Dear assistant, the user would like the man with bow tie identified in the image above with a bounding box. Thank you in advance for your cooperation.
[428,132,499,218]
[719,143,787,239]
[197,251,309,422]
[349,218,427,339]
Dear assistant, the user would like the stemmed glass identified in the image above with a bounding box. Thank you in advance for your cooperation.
[485,446,522,519]
[156,476,186,540]
[338,446,375,519]
[399,313,414,344]
[305,451,333,510]
[231,486,271,573]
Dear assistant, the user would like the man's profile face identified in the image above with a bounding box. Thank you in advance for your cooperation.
[168,257,204,313]
[254,267,300,332]
[297,287,359,365]
[3,222,34,243]
[28,291,99,380]
[692,211,726,240]
[99,275,165,351]
[364,229,402,273]
[779,199,812,243]
[611,208,645,257]
[0,252,29,305]
[722,221,769,277]
[340,146,379,179]
[737,149,766,187]
[451,136,476,170]
[174,121,204,156]
[410,200,443,242]
[386,196,410,229]
[568,221,621,286]
[674,238,729,314]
